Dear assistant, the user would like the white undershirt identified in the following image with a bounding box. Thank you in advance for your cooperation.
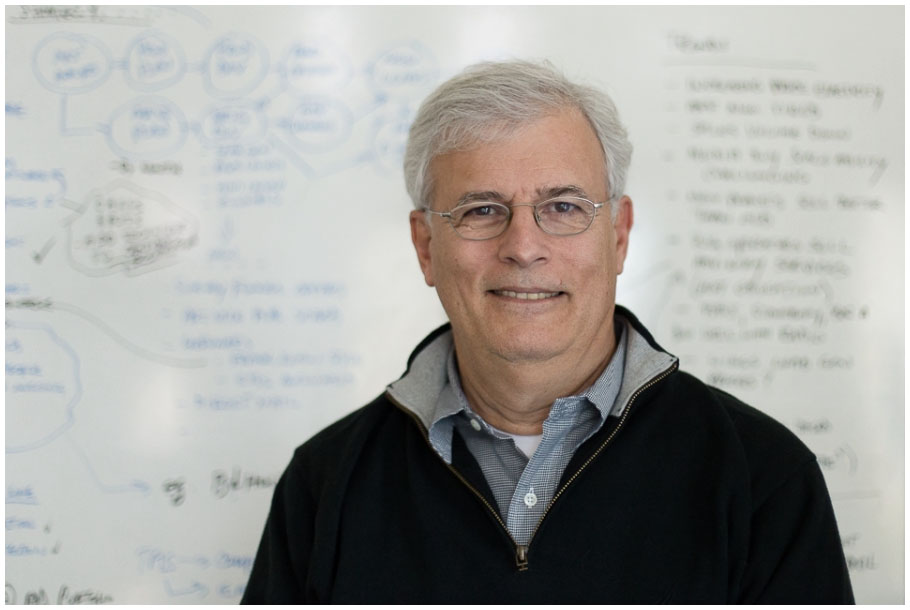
[488,423,543,459]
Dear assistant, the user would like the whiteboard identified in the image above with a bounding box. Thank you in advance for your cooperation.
[5,5,903,604]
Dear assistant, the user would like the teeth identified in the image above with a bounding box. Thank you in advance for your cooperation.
[496,290,560,300]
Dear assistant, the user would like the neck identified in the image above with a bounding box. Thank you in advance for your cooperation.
[454,325,617,436]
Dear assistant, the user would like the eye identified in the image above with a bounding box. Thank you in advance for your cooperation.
[540,198,584,215]
[554,200,580,213]
[464,205,498,217]
[455,202,508,223]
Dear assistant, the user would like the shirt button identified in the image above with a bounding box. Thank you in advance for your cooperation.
[524,489,538,508]
[470,419,481,431]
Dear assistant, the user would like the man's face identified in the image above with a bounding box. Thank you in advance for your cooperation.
[410,108,633,366]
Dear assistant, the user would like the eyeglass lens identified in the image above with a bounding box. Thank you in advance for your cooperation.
[450,197,596,239]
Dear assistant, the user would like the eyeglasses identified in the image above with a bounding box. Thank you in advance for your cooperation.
[423,196,608,241]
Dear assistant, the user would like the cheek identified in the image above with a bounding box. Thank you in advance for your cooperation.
[430,245,470,295]
[567,243,616,296]
[434,242,480,279]
[565,237,612,270]
[447,257,481,299]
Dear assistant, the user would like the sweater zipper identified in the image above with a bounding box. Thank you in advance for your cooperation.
[524,361,679,553]
[388,359,678,571]
[387,397,525,560]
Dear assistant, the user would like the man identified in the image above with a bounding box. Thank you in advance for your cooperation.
[242,60,853,603]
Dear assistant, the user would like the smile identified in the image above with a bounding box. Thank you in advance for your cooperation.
[492,289,563,300]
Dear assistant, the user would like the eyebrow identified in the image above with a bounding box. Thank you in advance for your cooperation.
[456,184,590,206]
[538,184,589,199]
[457,191,505,206]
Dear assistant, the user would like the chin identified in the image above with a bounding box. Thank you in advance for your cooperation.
[488,334,567,364]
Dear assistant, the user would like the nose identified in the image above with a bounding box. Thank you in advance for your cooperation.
[496,204,549,268]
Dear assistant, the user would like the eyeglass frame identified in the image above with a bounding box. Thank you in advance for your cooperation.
[422,196,613,241]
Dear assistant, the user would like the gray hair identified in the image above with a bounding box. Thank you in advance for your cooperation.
[403,60,633,212]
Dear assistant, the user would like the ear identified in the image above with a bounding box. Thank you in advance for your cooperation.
[612,196,634,274]
[410,210,436,286]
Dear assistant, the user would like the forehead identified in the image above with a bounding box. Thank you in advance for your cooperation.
[429,108,607,205]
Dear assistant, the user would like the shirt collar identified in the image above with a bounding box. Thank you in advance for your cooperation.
[386,307,679,461]
[582,320,628,419]
[428,321,628,462]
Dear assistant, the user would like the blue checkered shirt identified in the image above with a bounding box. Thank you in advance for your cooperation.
[427,324,627,546]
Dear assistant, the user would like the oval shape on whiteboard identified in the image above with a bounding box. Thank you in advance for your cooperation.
[281,42,352,93]
[199,102,267,147]
[124,30,187,92]
[5,322,80,454]
[283,97,352,152]
[32,32,113,94]
[203,32,269,98]
[106,96,188,159]
[368,41,437,99]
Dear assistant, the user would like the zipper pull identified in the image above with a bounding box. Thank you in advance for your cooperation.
[515,545,529,570]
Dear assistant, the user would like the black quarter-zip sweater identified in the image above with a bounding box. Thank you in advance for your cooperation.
[242,308,854,604]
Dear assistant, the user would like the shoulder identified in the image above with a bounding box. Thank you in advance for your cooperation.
[648,369,817,501]
[674,370,809,449]
[659,377,853,603]
[616,307,814,477]
[302,394,394,451]
[284,394,406,487]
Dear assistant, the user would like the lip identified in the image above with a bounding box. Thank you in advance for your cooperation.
[488,288,565,301]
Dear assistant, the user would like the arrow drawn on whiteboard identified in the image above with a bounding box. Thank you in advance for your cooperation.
[58,95,98,137]
[7,299,203,367]
[59,197,81,211]
[176,554,211,568]
[53,301,205,368]
[868,163,886,187]
[266,134,316,177]
[32,237,56,264]
[164,580,209,599]
[66,437,151,496]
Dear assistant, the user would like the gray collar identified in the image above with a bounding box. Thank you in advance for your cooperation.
[386,310,678,433]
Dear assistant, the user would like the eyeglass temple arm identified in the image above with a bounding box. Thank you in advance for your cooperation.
[422,207,452,218]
